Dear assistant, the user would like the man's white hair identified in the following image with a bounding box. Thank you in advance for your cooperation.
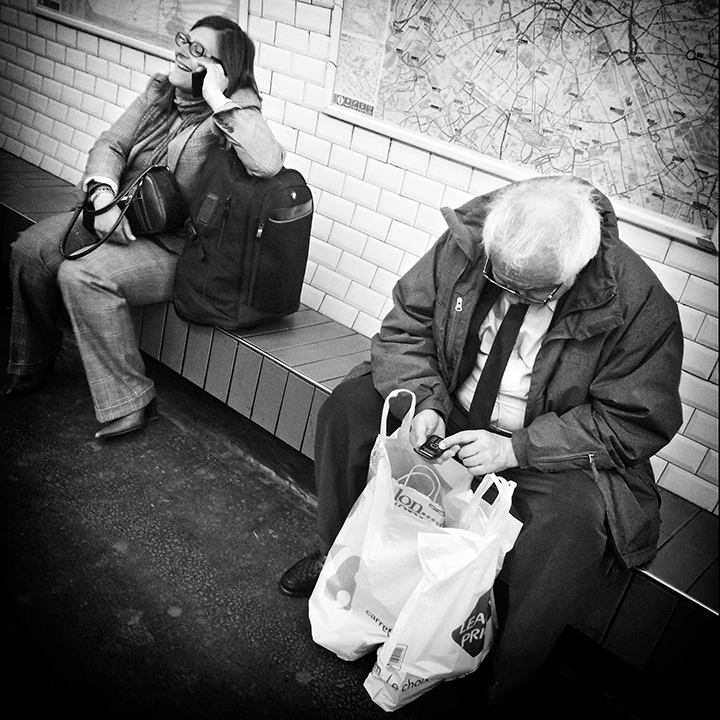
[483,176,602,285]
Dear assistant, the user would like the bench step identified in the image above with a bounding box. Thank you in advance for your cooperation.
[135,300,370,460]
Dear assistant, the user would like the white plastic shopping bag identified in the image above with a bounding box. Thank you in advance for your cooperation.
[309,389,474,661]
[364,473,523,711]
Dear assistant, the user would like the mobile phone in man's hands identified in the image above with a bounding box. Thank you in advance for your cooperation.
[414,435,444,460]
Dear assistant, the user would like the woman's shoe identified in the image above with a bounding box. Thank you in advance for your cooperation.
[4,354,58,397]
[94,399,158,440]
[4,370,49,397]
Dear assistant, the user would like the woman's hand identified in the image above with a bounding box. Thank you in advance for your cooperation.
[92,191,136,245]
[197,58,229,109]
[439,430,518,476]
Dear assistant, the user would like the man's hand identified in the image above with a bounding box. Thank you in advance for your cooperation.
[93,192,136,244]
[439,430,517,476]
[410,408,446,448]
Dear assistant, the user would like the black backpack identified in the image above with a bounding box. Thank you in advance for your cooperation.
[173,144,313,329]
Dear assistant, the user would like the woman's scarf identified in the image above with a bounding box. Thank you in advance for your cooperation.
[127,77,214,172]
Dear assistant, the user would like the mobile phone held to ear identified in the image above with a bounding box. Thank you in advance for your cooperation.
[191,67,206,97]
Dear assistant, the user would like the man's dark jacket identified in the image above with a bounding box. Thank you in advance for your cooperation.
[361,178,683,569]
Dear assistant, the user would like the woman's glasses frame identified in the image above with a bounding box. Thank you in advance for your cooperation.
[175,32,224,70]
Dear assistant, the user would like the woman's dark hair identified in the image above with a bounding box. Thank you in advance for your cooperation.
[192,15,259,98]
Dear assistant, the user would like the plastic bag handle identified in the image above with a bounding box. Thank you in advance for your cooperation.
[396,464,442,501]
[380,388,416,441]
[463,474,516,534]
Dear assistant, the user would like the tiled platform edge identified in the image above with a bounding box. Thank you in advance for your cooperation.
[135,299,369,460]
[1,151,716,687]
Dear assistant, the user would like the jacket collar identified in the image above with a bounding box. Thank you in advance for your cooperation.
[440,193,492,264]
[441,178,624,340]
[554,191,623,339]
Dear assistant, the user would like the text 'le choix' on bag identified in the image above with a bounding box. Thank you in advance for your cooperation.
[364,471,522,711]
[59,165,188,260]
[172,144,314,330]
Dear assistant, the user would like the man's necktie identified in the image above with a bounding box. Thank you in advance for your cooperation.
[456,282,502,388]
[466,300,530,429]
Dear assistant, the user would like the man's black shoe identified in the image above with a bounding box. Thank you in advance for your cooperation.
[279,550,326,597]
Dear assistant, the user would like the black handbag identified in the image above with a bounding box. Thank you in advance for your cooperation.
[60,165,188,260]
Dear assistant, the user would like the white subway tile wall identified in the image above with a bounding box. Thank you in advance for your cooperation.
[0,0,717,512]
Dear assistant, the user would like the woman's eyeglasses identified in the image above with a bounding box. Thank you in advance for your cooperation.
[175,32,224,69]
[482,257,562,305]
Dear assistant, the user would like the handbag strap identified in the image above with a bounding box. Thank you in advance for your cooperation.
[59,201,130,260]
[59,166,164,260]
[82,164,163,218]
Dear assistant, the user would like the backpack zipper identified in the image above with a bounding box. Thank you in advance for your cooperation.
[201,193,232,301]
[254,176,307,240]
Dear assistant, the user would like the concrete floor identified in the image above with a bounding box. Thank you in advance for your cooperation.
[0,311,665,719]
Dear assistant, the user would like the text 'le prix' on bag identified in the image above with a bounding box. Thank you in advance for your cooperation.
[172,144,314,330]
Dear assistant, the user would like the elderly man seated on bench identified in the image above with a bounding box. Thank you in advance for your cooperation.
[279,175,683,709]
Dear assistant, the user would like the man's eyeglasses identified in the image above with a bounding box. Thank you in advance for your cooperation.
[175,32,224,69]
[482,257,562,305]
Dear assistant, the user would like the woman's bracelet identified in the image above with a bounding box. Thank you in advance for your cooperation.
[90,185,115,203]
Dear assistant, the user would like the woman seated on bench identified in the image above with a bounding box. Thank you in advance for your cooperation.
[4,15,284,439]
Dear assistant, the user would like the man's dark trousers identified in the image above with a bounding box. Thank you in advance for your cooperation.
[314,372,611,693]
